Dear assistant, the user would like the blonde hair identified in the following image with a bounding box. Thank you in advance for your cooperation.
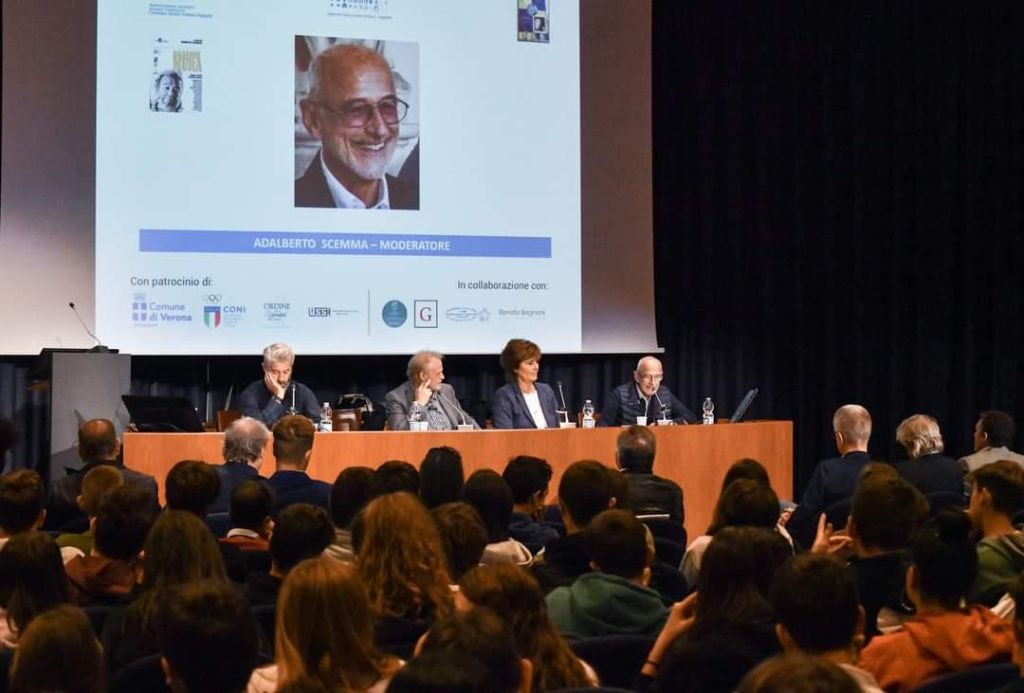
[896,414,944,459]
[833,404,872,445]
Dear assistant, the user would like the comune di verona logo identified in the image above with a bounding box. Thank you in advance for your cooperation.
[381,300,407,328]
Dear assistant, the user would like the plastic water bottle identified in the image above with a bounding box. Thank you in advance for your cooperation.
[582,399,596,428]
[702,397,714,425]
[319,402,333,432]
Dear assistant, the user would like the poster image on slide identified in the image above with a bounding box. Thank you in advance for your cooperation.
[294,36,419,210]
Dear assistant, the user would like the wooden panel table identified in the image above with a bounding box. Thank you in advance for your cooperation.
[124,421,792,541]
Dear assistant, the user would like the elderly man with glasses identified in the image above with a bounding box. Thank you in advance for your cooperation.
[295,43,418,210]
[598,356,696,426]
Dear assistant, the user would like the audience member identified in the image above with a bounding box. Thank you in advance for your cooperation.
[547,509,667,639]
[326,466,376,563]
[961,410,1024,473]
[722,458,772,491]
[0,532,70,649]
[8,604,103,693]
[165,459,222,517]
[502,455,559,546]
[457,563,596,690]
[245,503,333,607]
[616,425,685,524]
[787,404,874,549]
[158,579,259,693]
[387,650,497,693]
[249,557,402,692]
[463,470,532,566]
[65,484,155,606]
[893,414,964,497]
[771,554,884,692]
[737,653,861,693]
[991,574,1024,693]
[859,508,1014,691]
[375,459,421,496]
[55,464,123,555]
[0,469,81,563]
[211,416,270,513]
[221,480,273,551]
[267,415,330,514]
[967,460,1024,606]
[431,502,488,582]
[420,446,464,508]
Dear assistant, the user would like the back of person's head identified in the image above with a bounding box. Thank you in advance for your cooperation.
[272,415,315,468]
[165,459,221,517]
[896,414,944,458]
[229,480,273,532]
[222,416,270,464]
[356,491,451,618]
[737,653,860,693]
[158,579,258,693]
[849,476,921,552]
[431,502,487,582]
[0,469,45,534]
[692,526,791,640]
[462,470,514,543]
[93,484,156,561]
[276,557,390,691]
[0,532,69,633]
[388,650,499,693]
[979,410,1016,448]
[420,446,465,508]
[709,479,780,534]
[79,465,123,516]
[857,462,899,485]
[585,509,649,580]
[270,503,333,574]
[770,554,859,654]
[558,459,618,528]
[375,459,421,496]
[911,508,977,609]
[969,459,1024,517]
[502,455,552,505]
[9,605,103,693]
[616,425,657,473]
[721,458,771,494]
[141,510,227,591]
[330,466,377,529]
[833,404,872,445]
[421,606,525,693]
[77,418,118,461]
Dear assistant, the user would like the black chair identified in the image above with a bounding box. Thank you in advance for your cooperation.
[376,616,431,660]
[653,537,685,568]
[83,604,113,637]
[913,661,1018,692]
[205,512,231,538]
[240,549,273,576]
[570,635,655,688]
[108,654,171,693]
[640,516,687,547]
[544,504,565,526]
[251,604,276,647]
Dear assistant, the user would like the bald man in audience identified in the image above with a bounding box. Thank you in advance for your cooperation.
[599,356,696,426]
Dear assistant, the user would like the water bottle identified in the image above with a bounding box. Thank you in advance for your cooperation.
[582,399,596,428]
[702,397,714,425]
[319,402,333,432]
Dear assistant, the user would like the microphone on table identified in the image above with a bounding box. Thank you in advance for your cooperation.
[436,388,469,427]
[557,381,569,411]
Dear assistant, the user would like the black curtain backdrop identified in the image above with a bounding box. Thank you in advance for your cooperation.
[2,2,1022,500]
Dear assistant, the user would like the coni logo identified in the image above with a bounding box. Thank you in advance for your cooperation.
[381,300,407,328]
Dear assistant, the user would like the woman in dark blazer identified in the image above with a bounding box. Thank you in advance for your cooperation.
[492,339,560,429]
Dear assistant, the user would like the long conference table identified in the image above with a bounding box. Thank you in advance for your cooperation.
[124,421,792,541]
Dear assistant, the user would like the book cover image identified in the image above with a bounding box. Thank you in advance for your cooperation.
[150,38,204,112]
[517,0,550,43]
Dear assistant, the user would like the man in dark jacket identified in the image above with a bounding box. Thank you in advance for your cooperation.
[616,426,684,525]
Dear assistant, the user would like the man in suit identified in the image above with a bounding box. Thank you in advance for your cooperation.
[616,425,685,525]
[295,43,418,210]
[385,350,479,430]
[46,418,158,531]
[960,410,1024,474]
[210,416,269,514]
[265,415,330,515]
[236,342,320,427]
[598,356,696,426]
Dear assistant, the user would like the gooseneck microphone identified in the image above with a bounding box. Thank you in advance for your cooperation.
[68,301,111,352]
[556,381,569,411]
[436,388,469,427]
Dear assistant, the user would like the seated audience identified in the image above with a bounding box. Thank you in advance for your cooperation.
[859,508,1015,691]
[457,563,596,689]
[244,503,333,607]
[211,416,270,513]
[463,470,532,566]
[165,459,222,517]
[158,579,259,693]
[991,574,1024,693]
[249,556,402,692]
[961,410,1024,474]
[893,414,964,497]
[388,650,503,693]
[431,502,488,583]
[326,466,376,563]
[737,653,861,693]
[55,464,123,555]
[221,480,273,551]
[771,554,885,692]
[502,455,560,547]
[616,425,685,524]
[420,446,464,509]
[0,532,70,649]
[266,415,330,514]
[65,484,155,606]
[375,459,421,496]
[549,509,666,639]
[8,604,104,693]
[967,460,1024,606]
[0,469,82,563]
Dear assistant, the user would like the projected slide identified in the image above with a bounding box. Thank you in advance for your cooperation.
[95,0,581,355]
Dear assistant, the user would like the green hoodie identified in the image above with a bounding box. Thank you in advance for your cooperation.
[970,529,1024,607]
[546,572,668,640]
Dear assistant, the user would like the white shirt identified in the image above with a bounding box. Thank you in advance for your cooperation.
[523,390,548,429]
[320,152,391,210]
